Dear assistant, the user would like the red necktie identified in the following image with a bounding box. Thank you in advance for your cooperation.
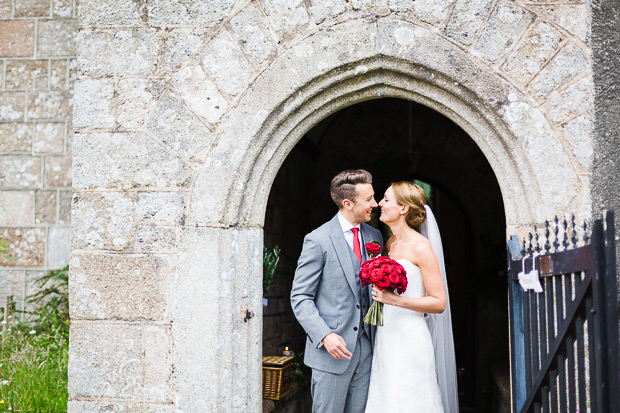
[351,227,362,264]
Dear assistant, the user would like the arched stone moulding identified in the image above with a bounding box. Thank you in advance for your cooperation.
[189,18,583,231]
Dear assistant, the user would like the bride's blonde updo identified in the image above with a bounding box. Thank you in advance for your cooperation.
[391,181,427,228]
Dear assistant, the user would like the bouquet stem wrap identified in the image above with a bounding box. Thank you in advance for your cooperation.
[363,301,383,326]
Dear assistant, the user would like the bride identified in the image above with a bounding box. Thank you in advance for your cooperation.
[365,182,459,412]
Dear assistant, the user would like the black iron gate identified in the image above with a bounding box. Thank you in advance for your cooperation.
[507,210,620,412]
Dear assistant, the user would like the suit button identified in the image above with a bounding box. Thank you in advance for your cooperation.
[353,327,358,331]
[356,304,360,309]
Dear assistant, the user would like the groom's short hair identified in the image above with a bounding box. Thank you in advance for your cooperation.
[330,169,373,209]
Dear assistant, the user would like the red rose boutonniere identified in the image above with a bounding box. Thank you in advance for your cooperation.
[365,241,381,258]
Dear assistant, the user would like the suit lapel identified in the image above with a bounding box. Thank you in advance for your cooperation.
[329,215,360,302]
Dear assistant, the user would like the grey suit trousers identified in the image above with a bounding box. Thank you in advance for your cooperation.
[310,333,373,413]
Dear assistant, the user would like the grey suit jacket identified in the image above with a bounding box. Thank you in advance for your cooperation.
[290,214,383,374]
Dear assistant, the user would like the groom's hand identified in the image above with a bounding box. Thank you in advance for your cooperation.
[322,333,352,360]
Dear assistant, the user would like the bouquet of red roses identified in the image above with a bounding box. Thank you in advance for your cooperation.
[359,248,408,326]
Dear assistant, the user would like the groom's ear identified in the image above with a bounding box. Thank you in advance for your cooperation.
[342,199,354,210]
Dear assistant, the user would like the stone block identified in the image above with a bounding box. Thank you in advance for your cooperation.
[134,225,177,253]
[117,78,166,130]
[35,122,65,154]
[199,30,255,97]
[68,323,170,400]
[0,270,26,311]
[27,90,71,120]
[78,29,161,77]
[228,4,278,66]
[146,92,214,162]
[58,190,71,224]
[69,252,171,321]
[37,19,77,57]
[0,156,42,188]
[309,0,346,24]
[351,0,372,11]
[71,191,134,251]
[15,0,49,17]
[146,0,234,27]
[0,123,32,153]
[53,0,73,17]
[68,401,172,413]
[5,60,48,90]
[68,58,77,89]
[0,21,35,57]
[136,192,185,224]
[35,190,57,224]
[527,43,589,99]
[45,155,72,187]
[0,92,26,121]
[389,0,414,12]
[73,79,115,130]
[50,59,68,90]
[80,0,144,26]
[48,227,70,268]
[0,0,10,18]
[0,190,34,226]
[544,75,593,124]
[561,113,593,170]
[445,0,494,46]
[172,61,227,126]
[173,226,263,411]
[409,0,455,26]
[261,0,310,38]
[534,5,588,42]
[502,20,563,85]
[0,227,45,267]
[474,1,533,63]
[73,132,191,190]
[160,28,206,74]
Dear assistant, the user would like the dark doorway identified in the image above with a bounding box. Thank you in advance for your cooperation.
[263,98,507,412]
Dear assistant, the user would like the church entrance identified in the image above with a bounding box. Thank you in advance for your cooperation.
[263,98,508,412]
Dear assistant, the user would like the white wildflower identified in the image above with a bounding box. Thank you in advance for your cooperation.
[1,380,9,386]
[29,330,36,335]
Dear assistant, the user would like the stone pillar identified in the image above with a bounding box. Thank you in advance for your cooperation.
[0,0,76,312]
[591,0,620,274]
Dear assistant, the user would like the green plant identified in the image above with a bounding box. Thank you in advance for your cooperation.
[263,245,280,296]
[290,351,310,383]
[0,266,69,411]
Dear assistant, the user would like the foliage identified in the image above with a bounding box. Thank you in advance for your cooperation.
[0,266,69,412]
[263,245,281,296]
[290,351,310,384]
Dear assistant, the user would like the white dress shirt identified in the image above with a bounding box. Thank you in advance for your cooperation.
[337,211,361,253]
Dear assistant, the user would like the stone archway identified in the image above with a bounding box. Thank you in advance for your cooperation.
[175,20,584,412]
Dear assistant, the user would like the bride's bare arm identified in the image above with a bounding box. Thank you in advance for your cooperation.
[372,241,447,313]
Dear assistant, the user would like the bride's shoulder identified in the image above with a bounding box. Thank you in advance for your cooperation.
[408,232,432,255]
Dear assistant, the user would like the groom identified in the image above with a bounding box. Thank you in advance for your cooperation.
[291,169,383,413]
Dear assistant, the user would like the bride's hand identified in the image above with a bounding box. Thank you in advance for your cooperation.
[372,286,398,305]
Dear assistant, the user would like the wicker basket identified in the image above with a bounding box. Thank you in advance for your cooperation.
[262,356,294,400]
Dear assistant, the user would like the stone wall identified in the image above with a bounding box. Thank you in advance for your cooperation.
[0,0,76,312]
[68,0,597,410]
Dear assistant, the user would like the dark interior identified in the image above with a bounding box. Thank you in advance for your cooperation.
[263,98,508,412]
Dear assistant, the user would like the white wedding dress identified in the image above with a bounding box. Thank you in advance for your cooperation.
[365,259,444,413]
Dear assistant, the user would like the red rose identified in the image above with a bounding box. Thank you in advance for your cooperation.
[370,269,383,283]
[388,272,400,285]
[376,278,390,290]
[365,242,381,256]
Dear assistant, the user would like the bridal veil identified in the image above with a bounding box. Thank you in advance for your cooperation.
[420,205,459,413]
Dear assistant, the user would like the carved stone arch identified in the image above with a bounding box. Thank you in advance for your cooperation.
[189,18,581,230]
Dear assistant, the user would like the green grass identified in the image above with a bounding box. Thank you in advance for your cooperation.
[0,266,69,412]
